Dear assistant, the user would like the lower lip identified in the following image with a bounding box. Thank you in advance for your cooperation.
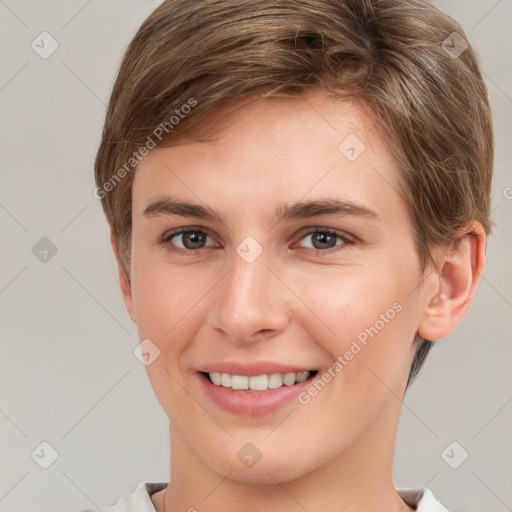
[197,372,317,416]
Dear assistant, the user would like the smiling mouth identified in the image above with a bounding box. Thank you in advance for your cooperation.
[200,370,319,392]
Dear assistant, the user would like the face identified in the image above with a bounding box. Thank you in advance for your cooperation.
[121,92,434,484]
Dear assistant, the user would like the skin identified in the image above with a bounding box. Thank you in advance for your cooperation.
[111,91,485,512]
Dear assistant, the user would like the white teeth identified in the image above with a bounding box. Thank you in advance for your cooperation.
[207,371,312,391]
[221,373,231,387]
[295,371,309,383]
[268,373,283,389]
[230,375,249,390]
[210,372,222,385]
[282,373,296,386]
[249,374,268,391]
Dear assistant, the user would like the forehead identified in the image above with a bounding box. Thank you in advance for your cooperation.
[133,92,404,222]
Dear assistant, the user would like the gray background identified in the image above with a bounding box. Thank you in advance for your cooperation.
[0,1,510,511]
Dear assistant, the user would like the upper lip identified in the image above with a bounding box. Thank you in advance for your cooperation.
[196,361,316,377]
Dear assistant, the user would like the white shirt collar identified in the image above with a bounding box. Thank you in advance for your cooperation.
[97,482,449,511]
[397,487,450,511]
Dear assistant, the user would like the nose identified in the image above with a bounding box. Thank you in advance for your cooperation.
[207,244,292,345]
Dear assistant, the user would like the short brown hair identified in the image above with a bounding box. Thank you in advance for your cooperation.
[94,0,494,385]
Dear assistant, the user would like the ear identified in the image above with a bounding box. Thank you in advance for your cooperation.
[417,221,486,341]
[109,228,136,324]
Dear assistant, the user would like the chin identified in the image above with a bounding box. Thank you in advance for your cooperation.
[203,446,315,485]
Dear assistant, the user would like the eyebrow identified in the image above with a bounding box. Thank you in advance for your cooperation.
[143,195,379,223]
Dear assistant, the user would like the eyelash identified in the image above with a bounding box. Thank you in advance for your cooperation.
[158,226,355,256]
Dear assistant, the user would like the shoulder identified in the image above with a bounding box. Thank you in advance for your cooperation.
[397,487,449,511]
[73,481,167,512]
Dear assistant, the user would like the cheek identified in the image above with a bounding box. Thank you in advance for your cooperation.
[130,263,204,413]
[294,261,420,388]
[130,246,201,338]
[288,270,417,454]
[299,262,413,334]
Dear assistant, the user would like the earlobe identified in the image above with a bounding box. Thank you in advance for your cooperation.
[109,228,136,324]
[417,222,486,341]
